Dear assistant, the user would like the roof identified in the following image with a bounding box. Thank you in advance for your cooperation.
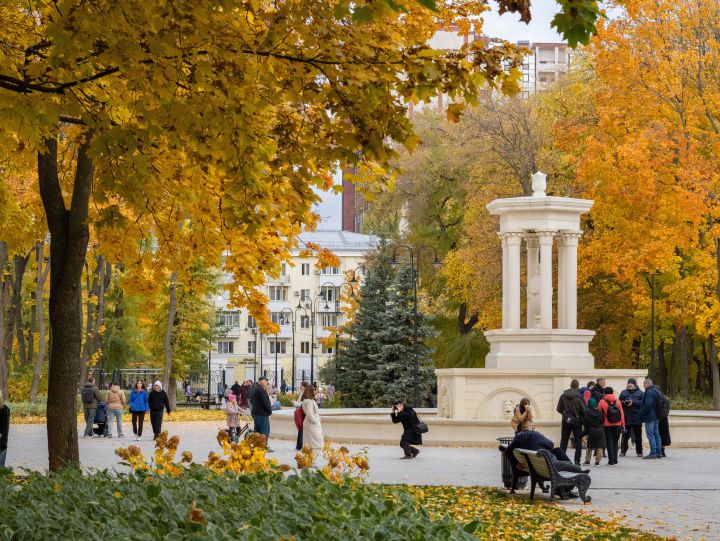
[296,229,378,254]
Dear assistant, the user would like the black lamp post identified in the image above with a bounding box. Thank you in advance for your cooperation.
[279,306,295,391]
[642,271,660,380]
[245,326,259,380]
[298,292,329,385]
[390,244,441,407]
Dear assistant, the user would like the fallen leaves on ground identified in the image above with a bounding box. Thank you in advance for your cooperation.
[11,409,228,425]
[393,485,668,541]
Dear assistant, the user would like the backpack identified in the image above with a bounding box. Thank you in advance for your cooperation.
[605,400,621,423]
[654,391,670,419]
[81,386,95,404]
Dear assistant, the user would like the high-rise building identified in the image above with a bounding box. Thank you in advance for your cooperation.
[516,41,571,97]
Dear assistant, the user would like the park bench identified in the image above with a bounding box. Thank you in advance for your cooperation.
[512,448,592,503]
[175,394,221,410]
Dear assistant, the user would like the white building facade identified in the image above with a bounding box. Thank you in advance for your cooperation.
[211,230,376,389]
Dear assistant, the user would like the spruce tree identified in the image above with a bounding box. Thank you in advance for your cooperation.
[334,250,394,407]
[370,262,436,407]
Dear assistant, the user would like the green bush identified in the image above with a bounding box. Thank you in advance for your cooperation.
[7,400,82,418]
[0,469,476,540]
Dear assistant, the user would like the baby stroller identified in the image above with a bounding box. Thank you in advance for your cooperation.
[93,401,109,437]
[228,409,253,443]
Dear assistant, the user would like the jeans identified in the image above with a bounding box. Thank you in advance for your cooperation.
[107,409,123,437]
[645,420,662,456]
[132,411,146,437]
[83,407,96,437]
[621,424,643,455]
[0,448,6,468]
[150,410,164,438]
[253,415,270,442]
[604,426,621,464]
[560,423,583,464]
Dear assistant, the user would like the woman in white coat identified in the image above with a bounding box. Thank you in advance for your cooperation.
[301,384,324,462]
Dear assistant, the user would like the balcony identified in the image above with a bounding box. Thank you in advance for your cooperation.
[268,274,290,285]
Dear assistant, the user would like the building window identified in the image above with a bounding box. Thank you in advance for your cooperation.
[321,344,334,354]
[321,313,338,327]
[247,341,256,354]
[301,263,310,276]
[247,315,256,329]
[269,341,287,354]
[268,286,287,301]
[217,310,240,327]
[321,265,340,275]
[271,312,291,325]
[217,341,234,354]
[281,263,287,276]
[300,315,310,329]
[300,288,310,301]
[300,341,310,354]
[321,286,340,302]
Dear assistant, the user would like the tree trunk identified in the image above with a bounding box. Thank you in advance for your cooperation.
[0,242,7,400]
[163,272,178,410]
[710,335,720,411]
[670,327,680,398]
[3,271,16,366]
[680,325,689,399]
[657,340,667,391]
[13,253,30,367]
[39,131,94,471]
[30,241,50,402]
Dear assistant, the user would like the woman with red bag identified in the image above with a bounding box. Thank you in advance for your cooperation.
[292,381,309,450]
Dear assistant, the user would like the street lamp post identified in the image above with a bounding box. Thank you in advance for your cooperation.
[279,306,295,391]
[245,326,259,380]
[642,271,660,380]
[391,244,441,407]
[298,292,330,385]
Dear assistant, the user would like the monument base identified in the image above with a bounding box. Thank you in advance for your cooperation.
[435,367,648,422]
[484,328,595,370]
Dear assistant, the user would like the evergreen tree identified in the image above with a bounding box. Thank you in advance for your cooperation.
[369,263,436,407]
[334,250,394,407]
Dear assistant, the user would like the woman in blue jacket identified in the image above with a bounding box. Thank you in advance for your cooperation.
[129,380,150,441]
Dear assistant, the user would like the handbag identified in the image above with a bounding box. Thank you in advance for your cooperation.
[414,413,429,434]
[562,411,581,428]
[294,407,305,430]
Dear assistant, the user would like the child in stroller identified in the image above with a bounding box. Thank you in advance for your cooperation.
[93,401,110,437]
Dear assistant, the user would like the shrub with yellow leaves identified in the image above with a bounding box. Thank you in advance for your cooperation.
[295,441,369,484]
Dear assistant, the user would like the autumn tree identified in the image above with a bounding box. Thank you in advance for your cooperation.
[0,0,603,470]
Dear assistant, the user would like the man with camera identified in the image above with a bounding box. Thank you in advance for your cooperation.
[390,401,422,459]
[619,378,644,457]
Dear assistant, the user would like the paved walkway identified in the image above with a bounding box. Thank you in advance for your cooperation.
[6,423,719,541]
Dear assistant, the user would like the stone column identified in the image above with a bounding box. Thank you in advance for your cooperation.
[500,233,508,329]
[559,232,581,329]
[538,231,555,329]
[557,236,567,328]
[505,232,522,329]
[525,234,540,328]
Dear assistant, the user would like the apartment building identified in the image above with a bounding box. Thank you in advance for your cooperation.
[211,230,377,388]
[516,41,571,97]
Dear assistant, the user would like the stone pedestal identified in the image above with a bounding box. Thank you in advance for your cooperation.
[484,329,595,370]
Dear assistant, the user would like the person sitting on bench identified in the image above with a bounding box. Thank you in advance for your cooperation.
[504,418,589,499]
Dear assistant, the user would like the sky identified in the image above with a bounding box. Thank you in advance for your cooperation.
[313,0,564,230]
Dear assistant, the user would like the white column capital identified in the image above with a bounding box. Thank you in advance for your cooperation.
[557,231,582,247]
[537,230,556,245]
[524,233,539,249]
[501,231,524,246]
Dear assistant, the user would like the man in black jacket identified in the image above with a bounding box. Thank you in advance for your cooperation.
[591,378,606,403]
[250,377,273,448]
[556,379,587,465]
[391,401,421,459]
[619,378,644,457]
[504,419,589,499]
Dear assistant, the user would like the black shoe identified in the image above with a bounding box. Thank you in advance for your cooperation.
[574,461,581,466]
[412,449,420,457]
[400,455,413,460]
[583,460,590,465]
[582,469,591,474]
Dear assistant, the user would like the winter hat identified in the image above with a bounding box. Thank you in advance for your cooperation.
[588,398,597,408]
[627,378,637,385]
[604,386,614,395]
[228,393,236,401]
[154,380,163,390]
